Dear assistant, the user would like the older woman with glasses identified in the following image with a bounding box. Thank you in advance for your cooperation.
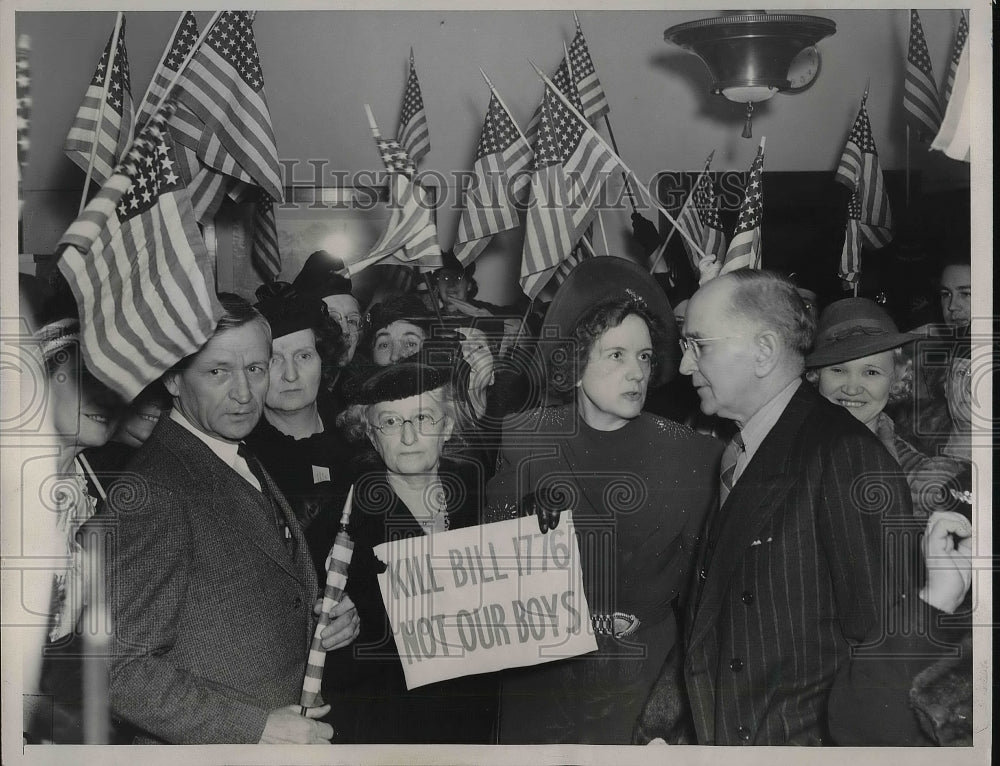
[331,345,499,744]
[485,257,722,745]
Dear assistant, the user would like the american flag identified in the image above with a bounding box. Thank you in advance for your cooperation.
[343,109,441,276]
[64,17,134,187]
[57,102,222,401]
[904,10,943,141]
[137,11,199,129]
[453,90,533,266]
[16,35,31,216]
[719,146,764,275]
[931,36,971,163]
[525,55,582,146]
[251,191,281,281]
[568,17,610,124]
[835,98,892,283]
[520,79,618,299]
[397,50,430,166]
[943,12,968,106]
[672,170,727,272]
[176,11,283,202]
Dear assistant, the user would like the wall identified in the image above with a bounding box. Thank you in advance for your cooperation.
[16,7,971,304]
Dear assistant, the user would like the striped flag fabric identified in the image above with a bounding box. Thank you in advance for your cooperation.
[251,191,281,281]
[57,102,222,401]
[175,11,283,202]
[943,12,969,106]
[16,35,31,216]
[397,50,430,166]
[904,10,943,141]
[343,111,441,276]
[64,18,135,187]
[674,172,727,272]
[525,55,582,146]
[835,98,893,283]
[719,146,764,275]
[137,11,199,129]
[931,39,971,163]
[453,90,533,266]
[300,488,355,710]
[568,17,610,124]
[520,79,618,299]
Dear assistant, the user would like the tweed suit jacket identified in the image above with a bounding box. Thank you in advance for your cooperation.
[683,383,912,745]
[105,416,318,744]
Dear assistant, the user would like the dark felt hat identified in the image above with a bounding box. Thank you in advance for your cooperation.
[361,294,436,351]
[254,281,325,340]
[291,250,353,300]
[806,298,918,368]
[344,333,466,406]
[436,249,475,278]
[542,256,679,385]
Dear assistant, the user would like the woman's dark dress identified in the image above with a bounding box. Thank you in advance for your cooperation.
[330,456,500,744]
[484,405,722,744]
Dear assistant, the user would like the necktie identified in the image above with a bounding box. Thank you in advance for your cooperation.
[238,443,293,553]
[718,430,745,508]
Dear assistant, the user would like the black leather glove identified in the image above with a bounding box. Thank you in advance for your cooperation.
[522,486,570,534]
[631,212,662,255]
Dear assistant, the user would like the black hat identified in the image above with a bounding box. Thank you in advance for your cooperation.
[292,250,353,300]
[361,294,436,351]
[436,249,475,278]
[254,282,325,339]
[805,298,917,368]
[344,335,464,406]
[542,256,679,385]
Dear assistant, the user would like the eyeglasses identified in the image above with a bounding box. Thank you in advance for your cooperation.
[678,334,748,360]
[371,413,446,436]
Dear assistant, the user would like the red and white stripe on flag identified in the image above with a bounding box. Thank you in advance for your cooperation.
[57,104,222,401]
[64,18,135,187]
[176,11,283,201]
[720,148,764,275]
[397,52,430,166]
[568,22,610,124]
[520,80,616,299]
[943,12,969,106]
[137,11,199,129]
[454,91,533,266]
[252,192,282,281]
[931,38,971,163]
[903,10,943,140]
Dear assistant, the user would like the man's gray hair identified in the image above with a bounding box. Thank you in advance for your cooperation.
[726,270,816,358]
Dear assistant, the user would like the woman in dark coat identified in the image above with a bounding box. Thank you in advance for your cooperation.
[485,257,722,744]
[331,349,499,744]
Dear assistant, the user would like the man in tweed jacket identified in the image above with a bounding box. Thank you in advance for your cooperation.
[678,271,912,745]
[105,295,357,744]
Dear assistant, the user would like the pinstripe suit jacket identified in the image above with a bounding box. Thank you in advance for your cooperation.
[683,383,912,745]
[105,417,318,744]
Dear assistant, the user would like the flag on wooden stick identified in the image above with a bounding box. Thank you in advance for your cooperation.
[525,54,582,146]
[251,191,281,281]
[300,487,355,711]
[835,95,892,284]
[397,50,431,166]
[943,12,968,107]
[520,76,617,299]
[64,17,134,187]
[904,10,943,141]
[931,39,970,163]
[568,15,610,124]
[720,142,765,275]
[672,162,727,273]
[175,11,283,202]
[453,82,533,266]
[137,11,199,129]
[57,101,222,401]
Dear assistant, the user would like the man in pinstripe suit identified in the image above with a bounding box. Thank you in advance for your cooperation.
[677,271,912,745]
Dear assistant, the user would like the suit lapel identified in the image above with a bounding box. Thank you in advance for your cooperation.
[157,418,307,585]
[688,385,818,651]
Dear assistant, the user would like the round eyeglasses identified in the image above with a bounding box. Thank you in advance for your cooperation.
[371,413,446,436]
[678,334,748,360]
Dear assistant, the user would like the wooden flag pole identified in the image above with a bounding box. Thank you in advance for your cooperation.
[137,10,223,134]
[648,150,715,273]
[78,11,124,215]
[136,11,186,121]
[528,63,711,264]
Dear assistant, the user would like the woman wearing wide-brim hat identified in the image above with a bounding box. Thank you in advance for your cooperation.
[805,298,962,518]
[485,256,722,744]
